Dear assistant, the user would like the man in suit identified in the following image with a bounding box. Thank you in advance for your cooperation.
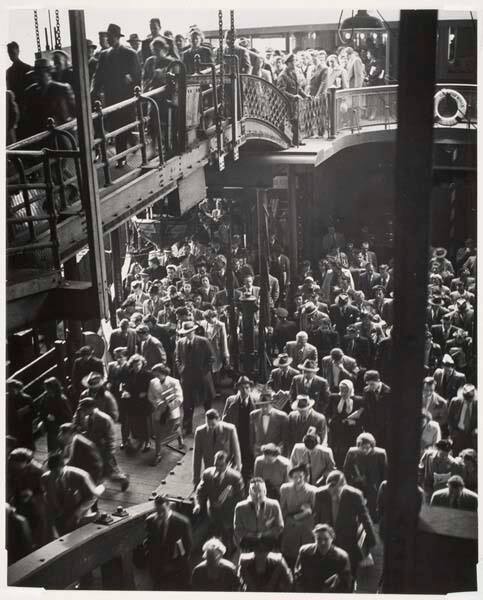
[426,296,449,327]
[422,376,448,435]
[182,28,214,74]
[290,427,335,486]
[329,293,360,337]
[450,298,474,334]
[300,302,330,336]
[358,370,391,450]
[358,262,381,300]
[268,353,299,395]
[79,371,119,422]
[423,329,442,374]
[91,23,141,165]
[271,309,298,353]
[360,241,378,269]
[136,324,167,369]
[142,284,165,317]
[314,470,376,584]
[294,523,352,592]
[284,331,318,366]
[290,359,330,415]
[288,395,327,451]
[342,324,371,369]
[234,477,284,551]
[254,272,280,306]
[58,422,104,486]
[447,384,477,455]
[369,285,394,326]
[193,450,244,554]
[250,388,289,457]
[342,432,387,520]
[378,264,393,294]
[322,225,346,255]
[223,376,257,482]
[431,313,461,353]
[433,354,466,402]
[193,409,242,487]
[145,494,193,590]
[430,474,478,511]
[175,320,215,434]
[71,346,105,405]
[108,318,137,359]
[321,348,359,392]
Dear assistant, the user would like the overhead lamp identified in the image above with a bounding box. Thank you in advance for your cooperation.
[341,10,384,31]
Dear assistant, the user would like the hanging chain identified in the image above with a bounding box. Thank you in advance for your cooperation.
[33,10,41,56]
[218,10,224,118]
[54,9,62,49]
[230,10,235,52]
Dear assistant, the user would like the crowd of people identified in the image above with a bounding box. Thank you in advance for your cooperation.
[6,17,386,147]
[6,184,478,590]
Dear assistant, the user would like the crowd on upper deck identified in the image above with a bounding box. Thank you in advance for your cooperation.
[6,17,386,147]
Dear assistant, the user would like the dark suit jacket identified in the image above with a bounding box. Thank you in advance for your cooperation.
[321,355,358,389]
[424,342,442,372]
[311,329,340,359]
[314,485,376,566]
[360,383,391,449]
[91,45,141,105]
[430,488,478,511]
[268,366,299,392]
[329,304,360,336]
[358,271,381,299]
[196,466,245,525]
[426,305,450,327]
[109,327,137,358]
[193,422,242,485]
[431,324,461,352]
[271,320,299,352]
[234,498,284,548]
[67,433,103,484]
[288,408,327,449]
[290,374,330,414]
[433,368,466,401]
[141,335,167,368]
[447,397,477,436]
[250,408,289,455]
[175,335,214,380]
[368,298,394,325]
[450,309,474,333]
[145,510,192,580]
[342,335,371,368]
[294,543,352,592]
[343,447,387,497]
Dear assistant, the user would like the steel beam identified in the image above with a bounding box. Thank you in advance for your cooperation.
[382,10,438,593]
[69,10,109,320]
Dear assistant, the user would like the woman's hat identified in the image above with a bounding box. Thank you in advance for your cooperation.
[81,371,106,389]
[298,359,319,373]
[273,353,293,367]
[291,394,315,411]
[235,375,254,388]
[179,321,197,335]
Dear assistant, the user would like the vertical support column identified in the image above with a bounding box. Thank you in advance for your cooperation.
[64,256,83,365]
[285,33,291,54]
[256,188,270,381]
[69,10,110,321]
[382,10,438,594]
[110,227,124,316]
[287,166,298,287]
[226,198,240,372]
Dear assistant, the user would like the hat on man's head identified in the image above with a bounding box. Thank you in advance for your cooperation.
[442,353,454,366]
[81,371,106,389]
[128,33,140,43]
[86,39,97,49]
[273,353,293,367]
[303,302,317,315]
[235,375,254,388]
[288,463,308,478]
[179,321,197,335]
[429,295,443,306]
[298,358,319,373]
[275,307,288,318]
[107,23,124,37]
[291,394,315,412]
[285,53,295,64]
[434,247,447,258]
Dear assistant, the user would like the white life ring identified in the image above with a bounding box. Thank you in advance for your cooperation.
[434,88,467,127]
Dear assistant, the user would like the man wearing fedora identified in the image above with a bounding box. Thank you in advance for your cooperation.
[449,298,474,334]
[175,321,215,435]
[288,395,327,453]
[70,345,105,408]
[270,309,298,354]
[136,324,167,369]
[223,376,257,482]
[369,285,394,326]
[127,33,143,67]
[21,57,75,138]
[358,262,381,300]
[79,371,119,422]
[109,318,137,359]
[433,354,466,402]
[447,383,477,455]
[430,247,455,282]
[91,23,141,167]
[426,294,449,327]
[268,353,299,404]
[284,331,318,367]
[329,293,360,338]
[300,301,330,336]
[290,359,330,415]
[250,388,289,457]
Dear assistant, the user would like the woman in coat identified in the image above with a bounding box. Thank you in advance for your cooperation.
[122,354,153,453]
[327,379,363,468]
[123,261,143,299]
[37,377,73,452]
[200,309,229,377]
[279,463,317,569]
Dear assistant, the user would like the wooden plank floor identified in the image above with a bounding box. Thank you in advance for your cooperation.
[32,393,383,593]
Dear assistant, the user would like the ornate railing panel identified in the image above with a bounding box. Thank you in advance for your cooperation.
[298,95,327,139]
[241,75,294,143]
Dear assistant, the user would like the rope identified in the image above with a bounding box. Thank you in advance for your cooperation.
[54,9,62,50]
[33,10,41,55]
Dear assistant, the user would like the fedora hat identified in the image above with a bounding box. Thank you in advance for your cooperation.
[128,33,140,42]
[298,358,319,373]
[86,39,97,49]
[288,463,308,478]
[273,353,293,367]
[303,302,317,315]
[291,394,315,412]
[179,321,197,335]
[81,371,106,389]
[235,375,254,388]
[434,247,447,258]
[429,295,443,306]
[107,23,124,37]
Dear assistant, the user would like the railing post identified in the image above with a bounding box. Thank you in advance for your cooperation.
[54,339,66,384]
[94,100,112,186]
[11,156,36,242]
[42,151,61,270]
[230,56,239,160]
[292,96,300,146]
[47,118,67,211]
[174,62,187,154]
[328,87,337,140]
[134,87,148,165]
